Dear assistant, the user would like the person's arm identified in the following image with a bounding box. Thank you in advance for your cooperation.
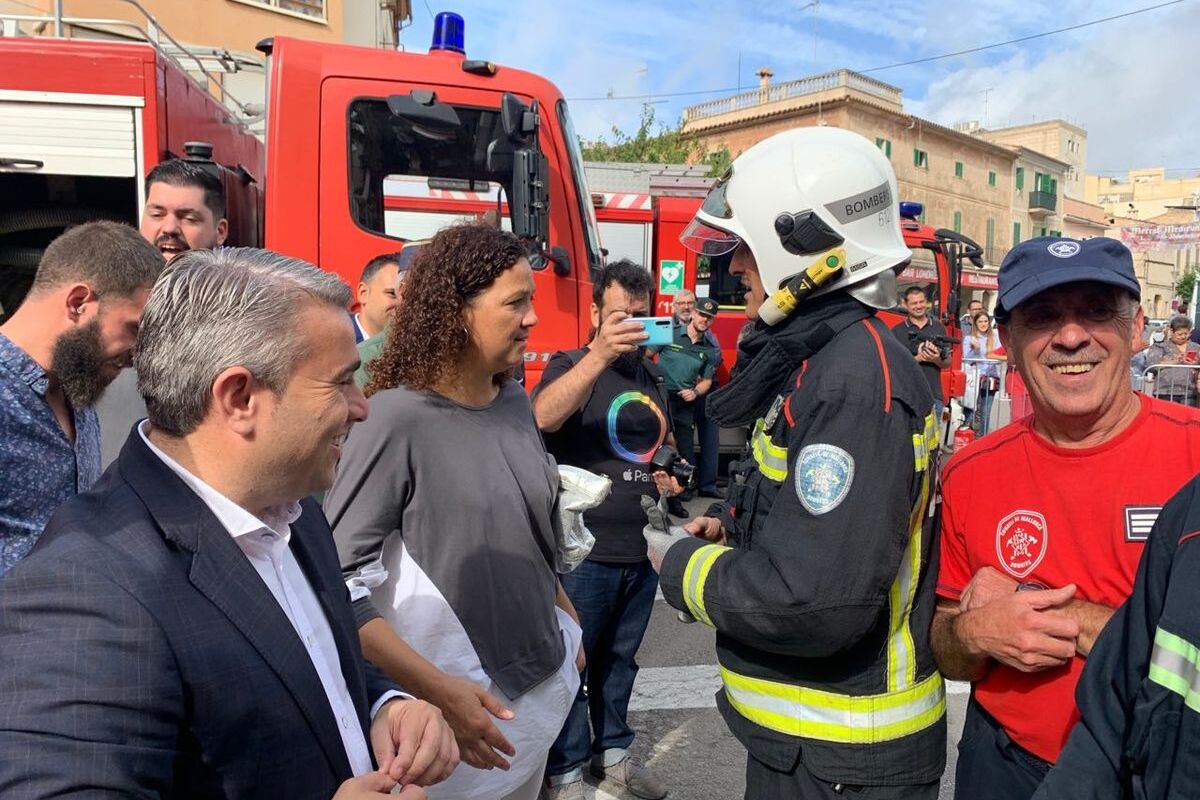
[0,546,184,795]
[531,311,647,433]
[658,382,922,656]
[693,377,713,397]
[1032,481,1193,800]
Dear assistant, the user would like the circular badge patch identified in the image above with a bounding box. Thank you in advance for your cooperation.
[794,444,855,516]
[1047,241,1080,259]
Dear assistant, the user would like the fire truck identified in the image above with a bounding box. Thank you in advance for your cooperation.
[0,7,978,396]
[0,9,604,386]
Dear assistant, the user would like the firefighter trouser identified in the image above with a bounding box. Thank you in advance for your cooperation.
[953,699,1051,800]
[745,754,939,800]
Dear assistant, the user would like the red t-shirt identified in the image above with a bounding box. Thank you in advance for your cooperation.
[938,393,1200,763]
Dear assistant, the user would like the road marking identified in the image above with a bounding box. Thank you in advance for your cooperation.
[631,666,970,711]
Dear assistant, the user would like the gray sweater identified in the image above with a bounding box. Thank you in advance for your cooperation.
[324,380,564,699]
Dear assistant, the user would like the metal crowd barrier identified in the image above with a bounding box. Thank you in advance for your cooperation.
[1141,363,1200,408]
[959,358,1013,437]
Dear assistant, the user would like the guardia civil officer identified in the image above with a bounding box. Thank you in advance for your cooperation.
[645,128,946,799]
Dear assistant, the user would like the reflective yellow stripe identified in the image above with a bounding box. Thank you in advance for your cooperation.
[1149,627,1200,714]
[751,417,788,481]
[887,410,938,692]
[720,667,945,744]
[683,544,730,627]
[912,411,938,472]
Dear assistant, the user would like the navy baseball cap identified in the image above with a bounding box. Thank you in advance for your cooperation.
[695,297,718,317]
[995,236,1139,319]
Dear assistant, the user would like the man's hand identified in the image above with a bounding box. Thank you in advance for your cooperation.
[679,388,698,402]
[332,772,426,799]
[683,515,725,545]
[370,698,459,787]
[589,311,648,364]
[427,675,515,772]
[575,642,586,672]
[916,341,940,363]
[955,584,1080,673]
[651,470,684,497]
[959,566,1018,611]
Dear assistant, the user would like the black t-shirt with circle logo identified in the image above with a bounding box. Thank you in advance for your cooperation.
[536,348,674,563]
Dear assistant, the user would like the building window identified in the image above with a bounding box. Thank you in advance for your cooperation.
[875,137,892,158]
[1035,172,1058,195]
[1013,222,1021,245]
[1015,167,1025,191]
[1050,229,1062,237]
[955,161,964,179]
[988,170,997,187]
[986,218,995,263]
[913,148,928,169]
[232,0,325,20]
[953,210,962,233]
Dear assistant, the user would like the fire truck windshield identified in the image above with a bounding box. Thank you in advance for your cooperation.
[556,100,604,278]
[348,98,521,241]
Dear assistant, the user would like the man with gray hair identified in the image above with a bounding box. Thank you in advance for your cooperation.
[0,247,456,799]
[0,221,162,576]
[931,237,1200,799]
[1145,314,1200,406]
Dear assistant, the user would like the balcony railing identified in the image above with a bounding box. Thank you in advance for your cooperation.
[682,69,902,124]
[1029,191,1057,213]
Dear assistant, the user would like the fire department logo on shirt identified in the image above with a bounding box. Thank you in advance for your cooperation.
[995,510,1048,579]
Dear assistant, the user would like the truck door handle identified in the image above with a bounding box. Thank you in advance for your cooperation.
[0,158,44,170]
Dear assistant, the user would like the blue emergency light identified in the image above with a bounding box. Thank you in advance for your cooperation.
[430,11,465,54]
[898,201,924,220]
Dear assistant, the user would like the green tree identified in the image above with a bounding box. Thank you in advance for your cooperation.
[580,106,732,174]
[1176,268,1196,307]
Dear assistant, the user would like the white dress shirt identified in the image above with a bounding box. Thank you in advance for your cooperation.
[139,422,395,776]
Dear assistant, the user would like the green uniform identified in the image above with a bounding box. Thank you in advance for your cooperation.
[653,325,719,467]
[355,329,388,388]
[654,325,718,391]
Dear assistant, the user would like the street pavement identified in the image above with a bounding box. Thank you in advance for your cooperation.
[569,495,969,799]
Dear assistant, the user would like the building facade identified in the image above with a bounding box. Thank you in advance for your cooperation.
[979,119,1088,200]
[1086,167,1200,221]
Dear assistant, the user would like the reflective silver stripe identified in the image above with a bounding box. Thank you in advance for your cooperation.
[1149,627,1200,712]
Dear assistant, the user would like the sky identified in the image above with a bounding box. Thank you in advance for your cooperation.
[398,0,1199,176]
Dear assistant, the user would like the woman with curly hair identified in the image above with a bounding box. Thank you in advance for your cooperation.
[325,223,583,800]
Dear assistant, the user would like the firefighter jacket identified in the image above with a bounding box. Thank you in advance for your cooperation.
[1031,476,1200,800]
[660,294,947,786]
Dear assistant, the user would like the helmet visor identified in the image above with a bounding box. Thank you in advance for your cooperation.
[680,218,741,257]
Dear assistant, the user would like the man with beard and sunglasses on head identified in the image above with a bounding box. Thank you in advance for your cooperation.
[532,259,676,800]
[95,159,229,466]
[0,221,163,576]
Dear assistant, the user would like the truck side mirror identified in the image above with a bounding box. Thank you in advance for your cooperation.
[387,91,461,137]
[511,147,549,245]
[500,92,537,146]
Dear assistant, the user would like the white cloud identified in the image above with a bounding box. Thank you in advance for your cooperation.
[917,1,1200,171]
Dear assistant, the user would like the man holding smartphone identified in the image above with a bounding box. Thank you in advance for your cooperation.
[892,286,951,418]
[532,259,673,800]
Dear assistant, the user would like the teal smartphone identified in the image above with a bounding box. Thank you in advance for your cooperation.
[627,316,675,346]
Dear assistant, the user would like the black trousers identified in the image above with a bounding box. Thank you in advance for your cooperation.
[953,698,1051,800]
[746,755,940,800]
[669,395,697,467]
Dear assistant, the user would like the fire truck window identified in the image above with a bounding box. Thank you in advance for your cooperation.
[348,99,516,241]
[895,245,941,316]
[695,252,742,308]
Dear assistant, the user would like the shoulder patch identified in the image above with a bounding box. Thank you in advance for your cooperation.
[795,444,855,515]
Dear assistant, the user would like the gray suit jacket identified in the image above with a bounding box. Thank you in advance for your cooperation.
[0,430,400,798]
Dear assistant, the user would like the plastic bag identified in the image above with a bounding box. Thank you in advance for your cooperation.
[554,465,612,573]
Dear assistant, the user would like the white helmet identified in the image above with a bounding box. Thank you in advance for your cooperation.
[680,127,912,314]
